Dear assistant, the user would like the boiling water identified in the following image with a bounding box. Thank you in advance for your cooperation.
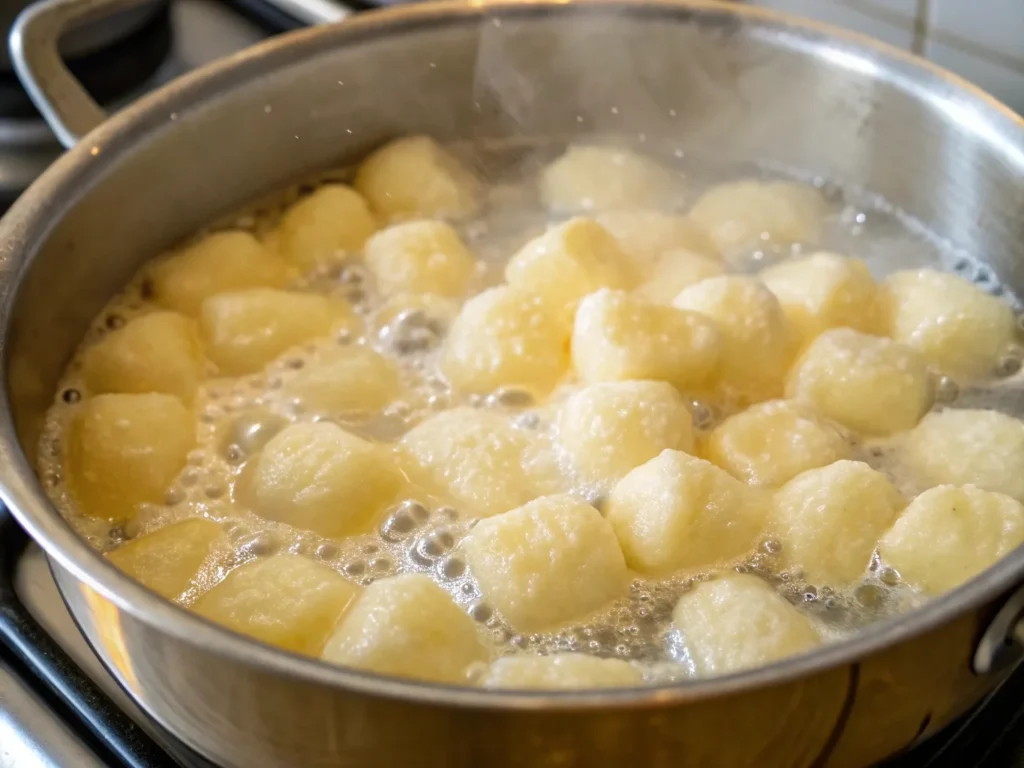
[36,140,1024,682]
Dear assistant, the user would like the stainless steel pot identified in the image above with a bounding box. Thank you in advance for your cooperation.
[2,0,1024,765]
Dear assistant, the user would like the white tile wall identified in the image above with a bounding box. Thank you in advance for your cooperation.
[748,0,1024,114]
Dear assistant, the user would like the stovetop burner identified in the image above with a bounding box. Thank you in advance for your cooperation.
[2,1,1024,765]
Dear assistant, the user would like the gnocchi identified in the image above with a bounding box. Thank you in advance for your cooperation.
[441,285,568,396]
[571,289,721,391]
[704,400,851,488]
[555,381,694,489]
[82,312,204,403]
[672,573,821,676]
[323,574,487,684]
[606,450,769,574]
[67,393,194,522]
[879,485,1024,594]
[247,422,404,538]
[595,210,718,265]
[786,328,932,436]
[363,220,476,298]
[280,345,401,414]
[200,289,357,375]
[193,554,359,656]
[463,495,628,632]
[897,409,1024,502]
[149,230,291,316]
[760,252,880,344]
[106,518,224,599]
[638,249,726,305]
[41,135,1024,689]
[268,185,377,270]
[479,654,642,690]
[505,217,636,322]
[881,268,1017,381]
[770,461,905,584]
[688,180,825,255]
[540,145,683,212]
[354,135,479,221]
[398,407,548,518]
[673,275,794,405]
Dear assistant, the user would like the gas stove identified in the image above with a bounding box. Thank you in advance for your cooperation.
[1,1,1024,766]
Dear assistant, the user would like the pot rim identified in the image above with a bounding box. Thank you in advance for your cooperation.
[1,0,1023,710]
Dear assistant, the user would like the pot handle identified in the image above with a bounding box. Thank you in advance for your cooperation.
[10,0,351,149]
[7,0,137,149]
[974,582,1024,676]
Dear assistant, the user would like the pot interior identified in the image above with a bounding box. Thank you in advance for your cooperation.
[4,0,1024,687]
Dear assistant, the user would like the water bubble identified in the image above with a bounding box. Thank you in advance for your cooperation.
[436,506,459,521]
[513,412,541,430]
[997,351,1022,377]
[459,579,474,594]
[370,557,392,572]
[204,484,226,500]
[344,560,366,576]
[486,388,534,408]
[934,375,959,403]
[691,401,715,431]
[762,538,783,555]
[803,586,819,602]
[879,566,901,586]
[165,486,185,505]
[855,583,884,608]
[443,558,467,580]
[238,532,276,557]
[315,543,339,560]
[222,410,288,459]
[105,314,125,330]
[470,603,492,622]
[62,388,81,404]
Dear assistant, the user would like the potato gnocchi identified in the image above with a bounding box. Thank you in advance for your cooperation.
[40,136,1024,690]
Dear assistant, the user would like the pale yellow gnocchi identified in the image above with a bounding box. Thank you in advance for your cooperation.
[898,409,1024,502]
[82,312,204,403]
[479,653,642,690]
[606,450,768,574]
[879,485,1024,595]
[280,345,401,414]
[688,179,825,255]
[571,289,721,391]
[67,393,194,522]
[770,461,905,584]
[354,135,479,221]
[760,252,880,344]
[106,518,224,599]
[247,422,404,538]
[398,407,547,519]
[704,400,851,488]
[463,494,628,632]
[786,328,931,436]
[595,210,718,266]
[441,285,568,396]
[540,145,683,212]
[881,268,1017,381]
[149,230,291,316]
[42,134,1024,690]
[555,381,694,489]
[363,220,476,298]
[200,289,357,375]
[322,574,487,684]
[672,573,821,676]
[505,217,636,322]
[193,554,359,656]
[637,249,726,305]
[268,184,377,271]
[673,275,794,404]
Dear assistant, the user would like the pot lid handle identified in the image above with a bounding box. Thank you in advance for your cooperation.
[8,0,128,149]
